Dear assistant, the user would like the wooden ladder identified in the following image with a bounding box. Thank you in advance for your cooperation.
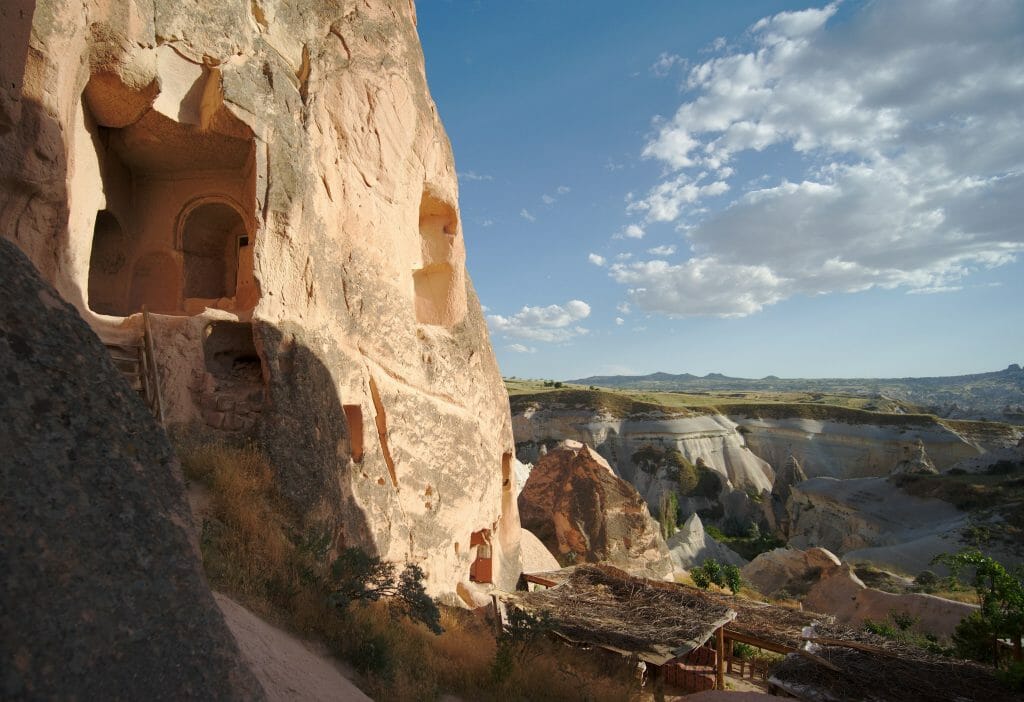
[103,308,165,426]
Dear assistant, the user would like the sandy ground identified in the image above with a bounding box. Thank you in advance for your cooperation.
[215,593,372,702]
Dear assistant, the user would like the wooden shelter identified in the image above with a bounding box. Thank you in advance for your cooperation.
[504,565,736,694]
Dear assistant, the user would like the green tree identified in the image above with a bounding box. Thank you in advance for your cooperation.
[932,548,1024,666]
[659,491,680,539]
[329,547,443,634]
[722,564,742,595]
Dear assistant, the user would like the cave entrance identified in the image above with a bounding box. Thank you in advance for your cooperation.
[199,321,264,432]
[82,72,258,317]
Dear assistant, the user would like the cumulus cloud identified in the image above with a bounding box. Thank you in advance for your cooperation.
[616,224,646,240]
[647,245,677,256]
[507,343,537,353]
[588,253,607,266]
[621,0,1024,317]
[610,258,788,317]
[616,302,631,314]
[541,194,556,205]
[615,317,625,325]
[520,209,536,222]
[488,300,592,343]
[458,171,493,181]
[557,185,571,195]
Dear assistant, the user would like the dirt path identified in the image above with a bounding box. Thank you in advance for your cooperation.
[215,593,372,702]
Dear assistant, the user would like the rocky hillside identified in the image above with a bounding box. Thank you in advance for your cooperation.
[511,389,1020,511]
[568,365,1024,424]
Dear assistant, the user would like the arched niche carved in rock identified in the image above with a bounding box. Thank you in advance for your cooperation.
[82,74,258,318]
[87,210,129,315]
[414,190,466,327]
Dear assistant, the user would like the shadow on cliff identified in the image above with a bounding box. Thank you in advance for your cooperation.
[254,322,375,555]
[0,94,85,314]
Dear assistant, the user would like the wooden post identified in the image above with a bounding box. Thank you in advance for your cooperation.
[490,594,503,637]
[726,634,733,674]
[650,664,665,702]
[1014,634,1022,663]
[716,627,725,690]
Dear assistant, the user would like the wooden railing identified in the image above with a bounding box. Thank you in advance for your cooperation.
[139,307,165,426]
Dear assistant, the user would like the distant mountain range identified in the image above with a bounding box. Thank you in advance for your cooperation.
[569,365,1024,423]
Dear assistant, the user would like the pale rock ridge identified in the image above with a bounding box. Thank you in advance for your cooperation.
[767,454,807,535]
[666,514,747,572]
[1,0,519,595]
[518,441,675,580]
[742,546,976,638]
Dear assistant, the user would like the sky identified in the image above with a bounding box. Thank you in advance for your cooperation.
[416,0,1024,380]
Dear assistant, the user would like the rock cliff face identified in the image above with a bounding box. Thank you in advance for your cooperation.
[1,0,519,596]
[0,240,263,699]
[512,402,1019,513]
[518,441,674,580]
[666,514,747,572]
[513,408,776,505]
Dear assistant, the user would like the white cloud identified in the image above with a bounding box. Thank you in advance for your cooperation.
[620,0,1024,317]
[647,245,677,256]
[588,253,607,266]
[481,219,494,227]
[615,317,625,325]
[651,52,686,77]
[616,302,631,314]
[507,343,537,353]
[488,300,592,343]
[615,253,633,262]
[610,258,788,317]
[556,185,571,195]
[458,171,493,181]
[615,224,646,240]
[520,209,536,222]
[541,194,556,205]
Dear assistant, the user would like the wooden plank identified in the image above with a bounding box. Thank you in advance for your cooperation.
[715,627,725,690]
[795,648,843,673]
[805,636,902,660]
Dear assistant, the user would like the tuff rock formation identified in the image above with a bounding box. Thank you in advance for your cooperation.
[742,544,975,637]
[766,454,807,535]
[741,547,843,600]
[891,440,938,475]
[0,239,263,700]
[0,0,520,596]
[517,441,674,580]
[666,514,747,572]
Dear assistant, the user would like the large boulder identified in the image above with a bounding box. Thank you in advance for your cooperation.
[666,514,747,571]
[0,240,264,700]
[0,0,519,595]
[741,547,842,599]
[518,441,675,580]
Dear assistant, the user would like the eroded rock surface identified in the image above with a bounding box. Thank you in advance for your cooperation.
[0,240,263,700]
[1,0,520,595]
[666,514,747,572]
[518,441,674,580]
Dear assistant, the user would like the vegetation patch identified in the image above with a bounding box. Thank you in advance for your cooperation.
[178,440,639,701]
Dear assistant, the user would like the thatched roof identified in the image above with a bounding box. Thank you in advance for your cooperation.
[504,565,735,665]
[769,645,1020,702]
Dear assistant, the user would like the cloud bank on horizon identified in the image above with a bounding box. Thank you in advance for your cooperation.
[610,0,1024,318]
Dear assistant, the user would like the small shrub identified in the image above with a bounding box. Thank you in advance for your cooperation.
[723,564,742,595]
[732,642,755,659]
[914,569,939,590]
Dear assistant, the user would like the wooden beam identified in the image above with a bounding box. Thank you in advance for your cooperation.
[716,627,725,690]
[723,628,797,655]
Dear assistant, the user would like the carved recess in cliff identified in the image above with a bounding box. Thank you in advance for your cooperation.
[82,87,258,317]
[414,190,465,327]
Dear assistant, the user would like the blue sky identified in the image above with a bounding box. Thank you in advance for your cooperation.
[417,0,1024,380]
